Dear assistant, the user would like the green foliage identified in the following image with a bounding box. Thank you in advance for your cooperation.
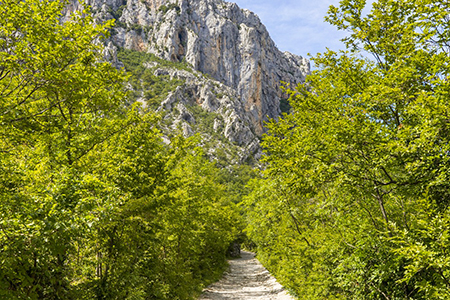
[0,0,126,297]
[129,23,143,35]
[159,4,181,14]
[74,115,240,299]
[0,1,243,299]
[244,0,450,299]
[116,47,250,167]
[218,165,258,205]
[188,104,220,133]
[143,73,184,109]
[117,48,191,108]
[279,97,291,114]
[109,4,126,21]
[118,48,192,74]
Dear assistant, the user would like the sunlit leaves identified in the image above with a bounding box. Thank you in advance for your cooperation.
[0,0,241,298]
[245,0,450,299]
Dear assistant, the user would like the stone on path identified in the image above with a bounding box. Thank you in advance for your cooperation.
[198,251,295,300]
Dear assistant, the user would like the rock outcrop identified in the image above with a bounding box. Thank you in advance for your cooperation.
[64,0,310,161]
[150,63,261,163]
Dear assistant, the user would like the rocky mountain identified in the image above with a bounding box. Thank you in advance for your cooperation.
[64,0,310,163]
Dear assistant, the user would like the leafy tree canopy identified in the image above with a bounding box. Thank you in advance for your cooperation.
[244,0,450,299]
[0,1,243,299]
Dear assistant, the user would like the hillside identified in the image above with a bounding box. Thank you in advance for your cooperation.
[64,0,310,163]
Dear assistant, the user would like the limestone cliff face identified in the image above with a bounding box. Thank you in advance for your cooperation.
[151,65,261,163]
[65,0,309,161]
[66,0,309,133]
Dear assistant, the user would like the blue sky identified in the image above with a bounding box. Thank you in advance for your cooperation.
[231,0,351,59]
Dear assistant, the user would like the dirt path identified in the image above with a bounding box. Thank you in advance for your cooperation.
[198,251,295,300]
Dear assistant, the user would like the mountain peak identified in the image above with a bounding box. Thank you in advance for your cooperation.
[65,0,309,160]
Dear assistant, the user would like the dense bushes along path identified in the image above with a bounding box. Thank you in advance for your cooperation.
[198,251,294,300]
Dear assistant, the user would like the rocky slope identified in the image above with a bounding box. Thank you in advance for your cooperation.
[117,48,261,162]
[64,0,310,162]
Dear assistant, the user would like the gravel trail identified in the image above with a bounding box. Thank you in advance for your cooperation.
[198,251,295,300]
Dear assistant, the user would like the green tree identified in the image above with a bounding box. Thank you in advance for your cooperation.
[0,0,127,298]
[0,0,249,298]
[76,117,240,299]
[245,0,450,299]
